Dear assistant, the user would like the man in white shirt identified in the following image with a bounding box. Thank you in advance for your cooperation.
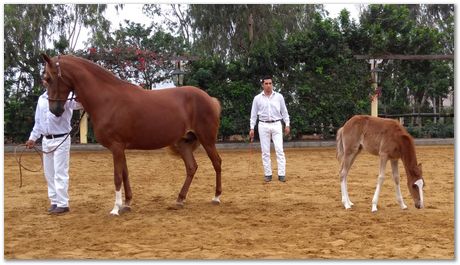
[25,79,83,214]
[249,75,290,182]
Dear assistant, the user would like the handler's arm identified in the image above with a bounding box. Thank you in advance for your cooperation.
[249,97,258,141]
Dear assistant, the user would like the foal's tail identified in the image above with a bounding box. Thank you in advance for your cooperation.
[336,127,344,162]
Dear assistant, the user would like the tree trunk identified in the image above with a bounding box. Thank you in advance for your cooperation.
[248,13,254,51]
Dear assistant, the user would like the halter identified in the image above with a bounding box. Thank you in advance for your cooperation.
[47,55,77,102]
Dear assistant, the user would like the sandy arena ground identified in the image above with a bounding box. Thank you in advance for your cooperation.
[4,145,454,259]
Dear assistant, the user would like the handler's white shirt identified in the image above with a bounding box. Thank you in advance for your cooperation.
[250,91,290,129]
[29,91,83,141]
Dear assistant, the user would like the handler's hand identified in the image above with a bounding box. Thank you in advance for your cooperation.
[249,129,255,142]
[25,140,35,149]
[284,126,290,136]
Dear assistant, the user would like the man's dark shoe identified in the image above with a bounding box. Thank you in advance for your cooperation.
[47,204,57,212]
[264,175,272,182]
[278,175,286,182]
[49,206,70,214]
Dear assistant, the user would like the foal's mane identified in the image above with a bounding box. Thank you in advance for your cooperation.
[399,133,420,178]
[62,55,140,89]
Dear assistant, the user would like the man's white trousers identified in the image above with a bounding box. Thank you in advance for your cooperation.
[42,136,71,207]
[257,121,286,177]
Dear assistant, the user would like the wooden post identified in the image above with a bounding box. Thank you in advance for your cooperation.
[79,111,88,144]
[371,82,378,117]
[369,59,382,117]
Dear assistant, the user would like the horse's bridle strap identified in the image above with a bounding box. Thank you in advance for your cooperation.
[56,55,62,78]
[49,55,75,102]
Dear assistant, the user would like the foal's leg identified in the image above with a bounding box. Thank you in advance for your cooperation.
[391,159,408,210]
[339,149,359,209]
[176,140,198,207]
[372,155,388,212]
[201,143,222,204]
[110,147,128,215]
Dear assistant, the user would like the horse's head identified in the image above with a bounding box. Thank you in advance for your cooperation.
[41,54,73,117]
[407,163,424,209]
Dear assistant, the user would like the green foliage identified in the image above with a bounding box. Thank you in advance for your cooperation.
[4,4,454,143]
[407,121,454,138]
[4,4,112,143]
[81,22,187,89]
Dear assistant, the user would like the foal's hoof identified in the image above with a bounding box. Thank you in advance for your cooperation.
[167,201,185,210]
[109,210,120,216]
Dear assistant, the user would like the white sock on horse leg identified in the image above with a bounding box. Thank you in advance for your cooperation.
[110,190,123,215]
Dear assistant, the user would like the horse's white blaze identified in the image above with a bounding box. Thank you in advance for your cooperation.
[415,179,424,208]
[110,190,123,215]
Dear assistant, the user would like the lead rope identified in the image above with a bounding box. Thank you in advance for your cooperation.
[247,140,254,177]
[14,110,86,187]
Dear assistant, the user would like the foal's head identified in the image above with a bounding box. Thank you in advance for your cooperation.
[41,54,73,117]
[407,163,424,209]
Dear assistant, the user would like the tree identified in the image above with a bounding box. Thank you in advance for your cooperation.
[359,4,453,121]
[4,4,112,143]
[187,4,321,61]
[187,8,371,139]
[142,4,194,47]
[79,21,188,89]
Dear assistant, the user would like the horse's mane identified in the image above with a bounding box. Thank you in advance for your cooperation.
[63,55,140,89]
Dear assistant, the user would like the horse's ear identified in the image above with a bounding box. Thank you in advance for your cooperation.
[41,53,52,66]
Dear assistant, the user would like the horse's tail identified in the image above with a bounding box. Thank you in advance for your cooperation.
[211,97,222,117]
[168,131,201,156]
[168,96,220,157]
[211,97,221,137]
[336,127,344,162]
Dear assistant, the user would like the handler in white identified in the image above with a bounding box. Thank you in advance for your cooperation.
[249,76,290,182]
[26,79,83,214]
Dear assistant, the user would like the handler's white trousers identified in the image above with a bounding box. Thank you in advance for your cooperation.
[258,121,286,177]
[42,136,71,207]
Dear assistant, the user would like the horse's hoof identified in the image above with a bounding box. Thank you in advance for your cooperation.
[120,206,131,214]
[211,196,221,205]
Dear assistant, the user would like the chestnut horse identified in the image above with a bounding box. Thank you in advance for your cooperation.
[41,54,222,215]
[336,115,424,212]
